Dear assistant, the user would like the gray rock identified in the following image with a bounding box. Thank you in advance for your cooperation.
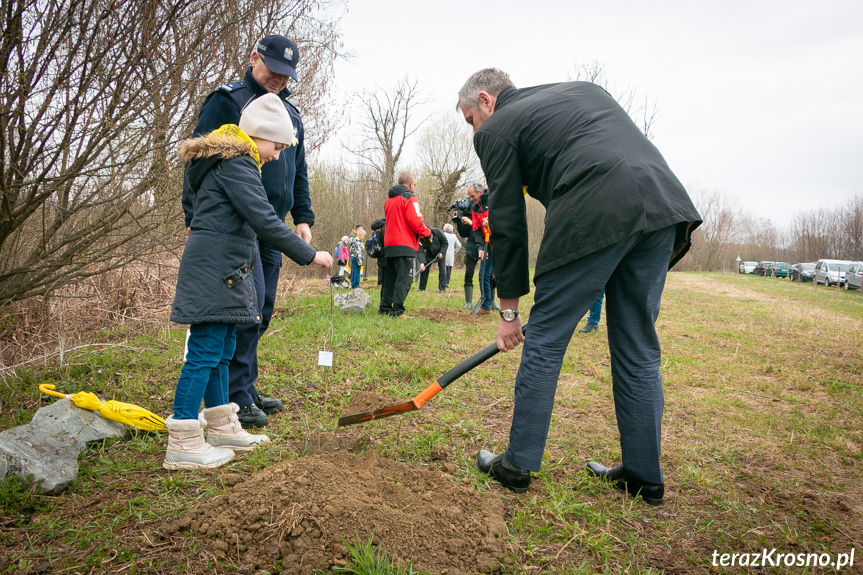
[333,287,371,313]
[0,424,84,494]
[0,398,128,494]
[30,397,127,443]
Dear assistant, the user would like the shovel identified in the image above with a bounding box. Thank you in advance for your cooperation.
[337,324,526,427]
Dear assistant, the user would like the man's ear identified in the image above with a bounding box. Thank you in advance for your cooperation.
[478,91,495,113]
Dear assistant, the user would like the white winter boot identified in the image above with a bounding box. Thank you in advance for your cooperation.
[203,403,269,452]
[163,416,235,470]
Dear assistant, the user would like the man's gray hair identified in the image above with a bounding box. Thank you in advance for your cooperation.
[468,182,484,193]
[397,171,414,185]
[457,68,515,110]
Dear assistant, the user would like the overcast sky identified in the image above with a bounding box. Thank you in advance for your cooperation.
[316,0,862,226]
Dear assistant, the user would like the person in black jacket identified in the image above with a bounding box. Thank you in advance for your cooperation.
[455,184,483,308]
[367,218,386,286]
[417,228,449,291]
[184,34,313,429]
[458,68,701,503]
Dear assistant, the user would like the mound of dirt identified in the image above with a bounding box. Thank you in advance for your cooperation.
[162,450,508,574]
[341,391,398,416]
[417,307,487,323]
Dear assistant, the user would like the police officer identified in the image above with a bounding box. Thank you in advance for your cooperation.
[182,35,314,428]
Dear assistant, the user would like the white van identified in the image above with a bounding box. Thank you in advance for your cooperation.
[814,259,852,287]
[845,261,863,290]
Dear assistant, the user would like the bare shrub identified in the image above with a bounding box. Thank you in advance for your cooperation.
[0,0,345,368]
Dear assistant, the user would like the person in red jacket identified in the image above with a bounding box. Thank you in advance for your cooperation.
[379,172,431,318]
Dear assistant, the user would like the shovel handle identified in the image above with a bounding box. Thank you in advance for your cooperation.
[437,341,500,389]
[436,322,528,390]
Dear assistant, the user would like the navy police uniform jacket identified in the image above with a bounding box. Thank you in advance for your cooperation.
[182,67,314,250]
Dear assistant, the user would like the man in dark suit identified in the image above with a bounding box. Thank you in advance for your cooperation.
[458,68,701,504]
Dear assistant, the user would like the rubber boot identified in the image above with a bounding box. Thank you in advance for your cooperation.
[490,286,500,310]
[203,403,269,452]
[163,416,234,470]
[463,286,473,310]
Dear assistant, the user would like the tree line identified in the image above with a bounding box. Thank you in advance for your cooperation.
[0,0,344,306]
[677,191,863,271]
[2,2,857,314]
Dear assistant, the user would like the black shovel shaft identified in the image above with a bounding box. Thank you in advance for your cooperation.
[437,339,500,389]
[439,321,527,389]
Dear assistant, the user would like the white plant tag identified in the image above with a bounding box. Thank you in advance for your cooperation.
[317,350,333,367]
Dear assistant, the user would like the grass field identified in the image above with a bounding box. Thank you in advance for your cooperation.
[1,271,861,574]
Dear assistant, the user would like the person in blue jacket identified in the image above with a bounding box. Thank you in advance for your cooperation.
[183,35,314,428]
[168,94,332,469]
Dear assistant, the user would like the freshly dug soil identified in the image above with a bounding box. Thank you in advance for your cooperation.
[340,391,397,416]
[163,449,508,574]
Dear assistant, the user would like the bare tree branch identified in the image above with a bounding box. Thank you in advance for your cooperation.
[0,0,346,305]
[415,111,481,227]
[569,60,659,139]
[345,76,429,190]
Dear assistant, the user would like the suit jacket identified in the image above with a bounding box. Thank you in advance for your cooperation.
[474,82,701,299]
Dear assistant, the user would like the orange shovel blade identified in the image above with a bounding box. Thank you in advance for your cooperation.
[337,382,443,427]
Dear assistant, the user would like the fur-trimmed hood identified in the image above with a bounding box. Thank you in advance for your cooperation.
[179,132,256,164]
[180,126,260,193]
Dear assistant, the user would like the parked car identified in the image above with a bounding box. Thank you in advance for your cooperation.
[790,262,816,282]
[739,261,757,274]
[814,259,852,287]
[753,261,775,276]
[768,262,790,278]
[844,261,863,290]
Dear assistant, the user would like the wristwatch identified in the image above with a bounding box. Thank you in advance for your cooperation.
[499,309,519,322]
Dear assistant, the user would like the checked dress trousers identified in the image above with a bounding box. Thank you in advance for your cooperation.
[504,225,676,486]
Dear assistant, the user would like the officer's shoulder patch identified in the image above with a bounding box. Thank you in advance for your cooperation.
[217,81,245,93]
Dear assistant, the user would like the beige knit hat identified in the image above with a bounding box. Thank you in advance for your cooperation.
[238,93,295,145]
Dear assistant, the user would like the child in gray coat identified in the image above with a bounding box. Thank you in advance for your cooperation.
[167,94,332,470]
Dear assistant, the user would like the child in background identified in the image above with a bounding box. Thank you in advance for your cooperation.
[167,93,332,470]
[336,236,349,278]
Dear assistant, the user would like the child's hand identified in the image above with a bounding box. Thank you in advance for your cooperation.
[312,251,333,269]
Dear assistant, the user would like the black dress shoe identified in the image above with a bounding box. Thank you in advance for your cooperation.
[237,403,268,429]
[586,462,664,505]
[253,393,283,414]
[476,449,531,493]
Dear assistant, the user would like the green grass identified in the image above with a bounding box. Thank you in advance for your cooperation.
[1,271,862,574]
[326,534,430,575]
